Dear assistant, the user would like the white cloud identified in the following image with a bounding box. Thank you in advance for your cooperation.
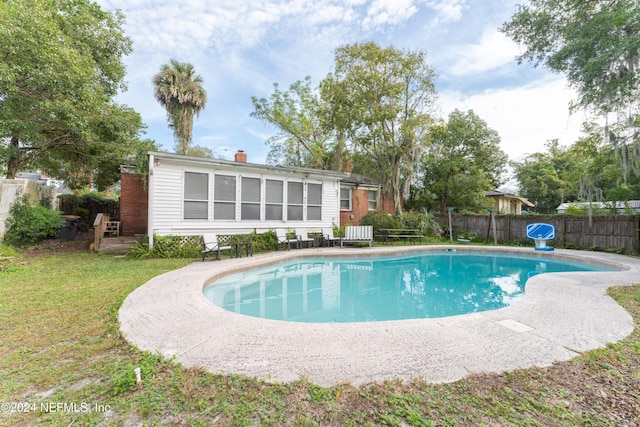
[95,0,589,170]
[363,0,419,30]
[425,0,467,23]
[444,28,520,76]
[439,77,586,160]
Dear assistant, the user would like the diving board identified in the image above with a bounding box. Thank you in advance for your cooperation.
[526,223,556,251]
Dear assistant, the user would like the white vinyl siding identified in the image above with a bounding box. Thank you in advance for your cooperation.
[148,154,342,237]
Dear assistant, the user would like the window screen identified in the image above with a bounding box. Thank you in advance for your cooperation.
[368,190,377,210]
[287,182,303,220]
[241,177,261,220]
[214,175,236,220]
[184,172,208,219]
[340,188,351,210]
[307,183,322,220]
[265,180,283,220]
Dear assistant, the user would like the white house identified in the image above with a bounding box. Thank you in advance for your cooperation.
[484,191,535,214]
[142,151,349,247]
[556,200,640,214]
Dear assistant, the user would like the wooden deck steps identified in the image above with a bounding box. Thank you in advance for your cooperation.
[97,236,141,253]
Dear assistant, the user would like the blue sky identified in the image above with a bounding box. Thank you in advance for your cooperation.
[96,0,587,166]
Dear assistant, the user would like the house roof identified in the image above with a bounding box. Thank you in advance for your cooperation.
[149,151,350,180]
[485,191,535,207]
[556,200,640,210]
[341,173,379,188]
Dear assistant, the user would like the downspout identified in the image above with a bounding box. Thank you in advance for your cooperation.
[148,153,155,249]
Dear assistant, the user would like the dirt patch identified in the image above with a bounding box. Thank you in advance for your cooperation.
[23,232,94,255]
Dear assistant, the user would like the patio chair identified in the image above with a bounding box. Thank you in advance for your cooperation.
[202,233,233,261]
[322,227,341,247]
[295,228,315,248]
[275,229,295,250]
[341,225,373,247]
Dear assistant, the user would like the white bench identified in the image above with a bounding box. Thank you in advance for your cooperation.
[341,226,373,248]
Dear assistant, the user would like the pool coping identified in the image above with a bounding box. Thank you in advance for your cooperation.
[119,246,640,387]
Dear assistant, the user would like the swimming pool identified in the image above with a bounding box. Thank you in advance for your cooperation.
[203,252,613,322]
[121,246,639,385]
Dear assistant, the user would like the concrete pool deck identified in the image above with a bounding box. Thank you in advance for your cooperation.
[119,246,640,387]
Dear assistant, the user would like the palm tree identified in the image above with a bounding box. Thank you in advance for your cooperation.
[152,60,207,154]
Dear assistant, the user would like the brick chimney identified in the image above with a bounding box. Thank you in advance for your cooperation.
[234,150,247,163]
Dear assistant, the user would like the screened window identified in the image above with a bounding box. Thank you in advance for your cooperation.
[265,179,283,220]
[241,177,261,220]
[184,172,208,220]
[340,188,351,210]
[307,183,322,220]
[214,175,236,220]
[287,181,303,221]
[368,190,378,211]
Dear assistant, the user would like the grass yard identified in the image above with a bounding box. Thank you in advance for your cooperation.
[0,249,639,426]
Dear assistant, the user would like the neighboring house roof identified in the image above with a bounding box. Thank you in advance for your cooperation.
[556,201,640,211]
[149,151,350,180]
[16,171,64,189]
[485,191,535,207]
[16,172,47,182]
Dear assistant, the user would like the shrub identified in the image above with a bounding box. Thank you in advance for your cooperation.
[397,210,442,236]
[360,211,402,233]
[127,235,201,259]
[3,194,65,247]
[245,230,276,252]
[127,231,277,259]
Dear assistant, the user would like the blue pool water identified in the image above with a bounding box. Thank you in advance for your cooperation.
[203,252,613,323]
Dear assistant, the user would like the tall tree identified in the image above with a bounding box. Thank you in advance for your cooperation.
[512,144,575,213]
[323,42,437,214]
[415,110,508,213]
[251,77,339,169]
[501,0,640,178]
[0,0,144,186]
[512,132,639,213]
[153,60,207,155]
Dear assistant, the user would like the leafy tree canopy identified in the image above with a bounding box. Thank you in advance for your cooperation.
[251,76,339,170]
[0,0,145,189]
[501,0,640,113]
[513,129,640,213]
[502,0,640,183]
[252,42,437,214]
[324,43,437,214]
[413,109,508,213]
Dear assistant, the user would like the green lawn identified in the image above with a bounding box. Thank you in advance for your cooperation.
[0,251,639,426]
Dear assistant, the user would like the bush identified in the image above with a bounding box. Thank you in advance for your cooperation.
[3,194,65,247]
[127,231,277,259]
[397,210,442,236]
[360,212,402,233]
[127,235,201,259]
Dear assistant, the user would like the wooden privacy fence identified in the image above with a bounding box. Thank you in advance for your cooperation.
[435,214,640,252]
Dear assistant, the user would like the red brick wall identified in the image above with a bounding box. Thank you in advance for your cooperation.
[120,173,148,236]
[339,189,395,227]
[339,188,369,226]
